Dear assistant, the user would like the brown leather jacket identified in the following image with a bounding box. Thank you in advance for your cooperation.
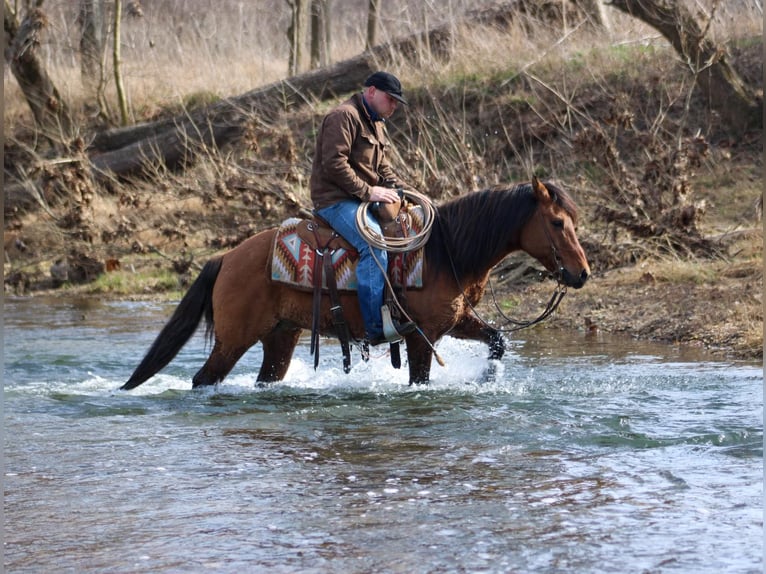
[310,93,404,210]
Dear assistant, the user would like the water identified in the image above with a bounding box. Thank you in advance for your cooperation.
[4,296,763,573]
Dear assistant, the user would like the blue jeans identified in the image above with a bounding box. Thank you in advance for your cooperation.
[316,200,388,338]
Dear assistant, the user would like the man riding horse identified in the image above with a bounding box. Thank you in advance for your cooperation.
[309,71,419,347]
[120,75,591,391]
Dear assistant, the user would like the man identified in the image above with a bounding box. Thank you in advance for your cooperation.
[310,71,417,346]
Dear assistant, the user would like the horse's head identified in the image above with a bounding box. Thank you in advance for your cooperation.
[519,178,590,289]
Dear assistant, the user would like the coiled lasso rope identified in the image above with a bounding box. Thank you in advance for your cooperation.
[354,189,436,252]
[355,189,445,367]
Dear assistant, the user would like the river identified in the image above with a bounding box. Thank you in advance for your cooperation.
[4,296,763,573]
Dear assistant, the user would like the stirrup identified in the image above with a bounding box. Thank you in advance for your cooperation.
[381,304,414,343]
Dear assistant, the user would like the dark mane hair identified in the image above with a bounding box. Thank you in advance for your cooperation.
[425,181,578,279]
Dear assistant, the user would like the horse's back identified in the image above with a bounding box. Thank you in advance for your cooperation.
[215,227,279,302]
[232,226,278,253]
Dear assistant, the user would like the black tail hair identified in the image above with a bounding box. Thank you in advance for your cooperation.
[120,257,222,390]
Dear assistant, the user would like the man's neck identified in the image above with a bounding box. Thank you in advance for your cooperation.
[362,94,384,122]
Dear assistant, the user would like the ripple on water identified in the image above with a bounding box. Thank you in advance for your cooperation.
[3,298,762,573]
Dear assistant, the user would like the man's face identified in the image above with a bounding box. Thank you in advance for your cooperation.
[367,86,400,119]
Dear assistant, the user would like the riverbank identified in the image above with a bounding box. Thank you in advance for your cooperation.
[4,24,762,363]
[497,250,763,362]
[7,234,762,363]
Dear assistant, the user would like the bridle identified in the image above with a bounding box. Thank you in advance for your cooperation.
[444,207,568,334]
[537,207,567,284]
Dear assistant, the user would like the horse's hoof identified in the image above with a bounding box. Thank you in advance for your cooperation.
[359,341,370,362]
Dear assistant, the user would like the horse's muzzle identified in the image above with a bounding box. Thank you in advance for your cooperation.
[560,267,590,289]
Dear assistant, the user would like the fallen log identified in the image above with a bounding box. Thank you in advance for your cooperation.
[86,1,582,179]
[87,27,452,178]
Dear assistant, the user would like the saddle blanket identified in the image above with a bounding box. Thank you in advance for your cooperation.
[270,216,425,292]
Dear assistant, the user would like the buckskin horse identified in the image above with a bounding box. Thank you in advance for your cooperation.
[120,178,590,390]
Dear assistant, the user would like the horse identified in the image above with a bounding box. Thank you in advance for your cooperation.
[120,177,590,390]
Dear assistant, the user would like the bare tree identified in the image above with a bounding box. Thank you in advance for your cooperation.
[286,0,309,75]
[310,0,330,69]
[112,0,130,125]
[366,0,378,50]
[4,2,74,143]
[576,0,610,30]
[78,0,104,97]
[609,0,760,134]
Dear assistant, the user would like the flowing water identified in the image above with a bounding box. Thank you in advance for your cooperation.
[4,296,763,573]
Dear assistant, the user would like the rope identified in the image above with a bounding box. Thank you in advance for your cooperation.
[355,190,436,252]
[355,190,445,366]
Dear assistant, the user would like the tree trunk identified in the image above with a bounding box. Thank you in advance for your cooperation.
[609,0,761,134]
[575,0,610,31]
[79,0,104,97]
[286,0,298,75]
[286,0,308,76]
[310,0,329,69]
[4,3,74,144]
[366,0,378,51]
[113,0,130,125]
[324,0,332,62]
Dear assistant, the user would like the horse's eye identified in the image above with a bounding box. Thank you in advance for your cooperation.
[552,218,565,229]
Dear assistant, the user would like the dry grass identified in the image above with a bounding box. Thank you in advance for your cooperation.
[5,0,497,127]
[5,1,762,130]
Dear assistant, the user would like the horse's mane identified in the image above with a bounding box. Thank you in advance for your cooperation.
[425,181,578,280]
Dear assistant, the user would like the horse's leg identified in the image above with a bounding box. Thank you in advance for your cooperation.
[405,334,435,385]
[257,326,302,383]
[449,315,505,360]
[192,341,248,388]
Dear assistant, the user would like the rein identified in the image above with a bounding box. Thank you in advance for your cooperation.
[485,274,567,332]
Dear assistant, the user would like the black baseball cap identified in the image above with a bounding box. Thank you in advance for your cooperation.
[364,71,407,105]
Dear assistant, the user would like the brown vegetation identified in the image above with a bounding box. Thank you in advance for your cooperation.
[3,1,763,361]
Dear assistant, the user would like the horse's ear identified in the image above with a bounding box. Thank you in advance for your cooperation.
[531,176,551,204]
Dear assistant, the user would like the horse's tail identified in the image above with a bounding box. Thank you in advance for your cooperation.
[120,257,222,390]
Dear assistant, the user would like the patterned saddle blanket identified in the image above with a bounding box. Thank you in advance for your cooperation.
[270,211,425,292]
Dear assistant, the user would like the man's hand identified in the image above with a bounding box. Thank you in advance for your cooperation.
[368,185,400,203]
